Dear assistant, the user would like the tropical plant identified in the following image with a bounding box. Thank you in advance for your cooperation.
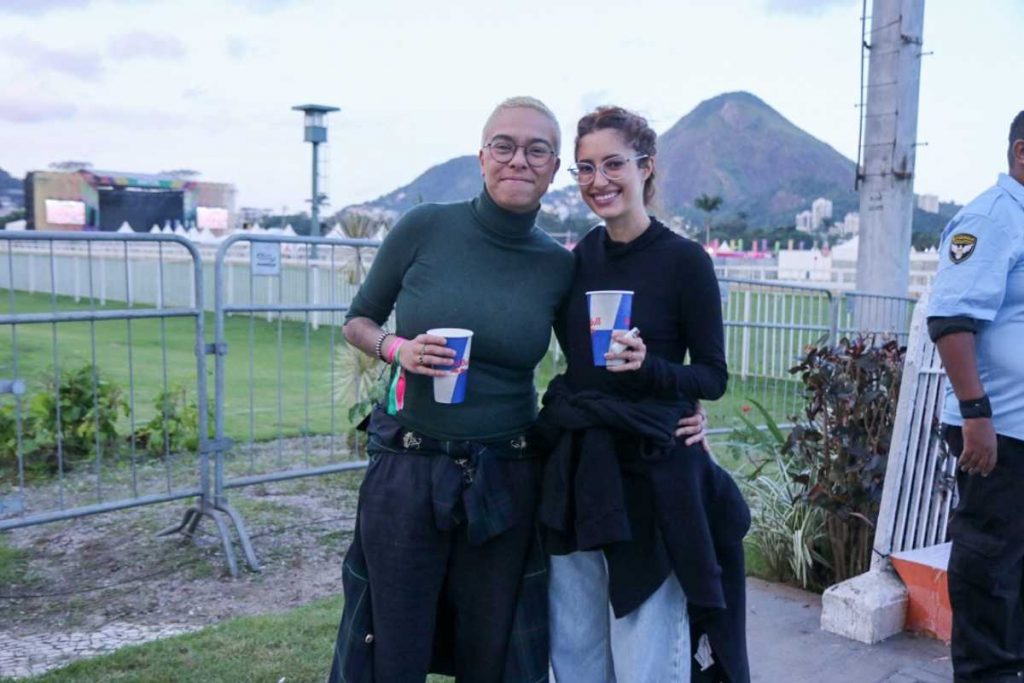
[728,399,827,589]
[785,334,905,583]
[694,193,723,247]
[336,212,390,284]
[333,343,389,456]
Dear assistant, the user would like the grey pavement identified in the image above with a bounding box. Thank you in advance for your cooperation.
[1,577,954,681]
[748,577,953,683]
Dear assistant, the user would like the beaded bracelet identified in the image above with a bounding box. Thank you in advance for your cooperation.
[385,337,407,365]
[373,329,390,362]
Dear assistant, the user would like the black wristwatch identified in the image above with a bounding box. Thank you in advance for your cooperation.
[959,395,993,419]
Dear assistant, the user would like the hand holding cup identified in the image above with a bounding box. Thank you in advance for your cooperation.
[605,327,646,373]
[397,332,454,377]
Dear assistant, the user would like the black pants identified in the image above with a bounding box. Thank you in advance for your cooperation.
[946,426,1024,682]
[356,448,542,683]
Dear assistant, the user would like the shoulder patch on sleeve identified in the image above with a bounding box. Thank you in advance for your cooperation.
[949,233,978,264]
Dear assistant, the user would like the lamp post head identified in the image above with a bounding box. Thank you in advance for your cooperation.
[292,104,339,143]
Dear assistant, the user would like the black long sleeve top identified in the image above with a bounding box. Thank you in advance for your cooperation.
[555,217,728,405]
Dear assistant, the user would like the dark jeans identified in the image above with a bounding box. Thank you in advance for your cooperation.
[355,442,542,682]
[945,426,1024,682]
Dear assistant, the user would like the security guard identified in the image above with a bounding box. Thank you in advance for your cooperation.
[928,110,1024,683]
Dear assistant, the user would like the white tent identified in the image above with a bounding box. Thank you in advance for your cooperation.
[150,224,162,234]
[4,219,26,231]
[117,222,134,233]
[196,228,219,243]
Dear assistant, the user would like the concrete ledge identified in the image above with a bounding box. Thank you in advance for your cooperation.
[891,542,952,642]
[820,568,908,644]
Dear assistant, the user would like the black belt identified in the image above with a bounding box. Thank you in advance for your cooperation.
[392,427,530,459]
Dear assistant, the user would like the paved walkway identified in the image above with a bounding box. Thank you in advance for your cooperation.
[1,577,955,681]
[748,578,953,683]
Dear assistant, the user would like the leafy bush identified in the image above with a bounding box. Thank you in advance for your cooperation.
[785,334,905,583]
[133,385,212,456]
[0,364,129,477]
[728,399,827,589]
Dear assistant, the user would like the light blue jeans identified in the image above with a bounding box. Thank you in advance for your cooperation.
[548,549,691,683]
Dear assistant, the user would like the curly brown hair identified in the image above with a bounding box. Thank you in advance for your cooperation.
[576,106,657,204]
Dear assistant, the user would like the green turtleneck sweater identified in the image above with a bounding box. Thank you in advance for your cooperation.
[346,189,575,441]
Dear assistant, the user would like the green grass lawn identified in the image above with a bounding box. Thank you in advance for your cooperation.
[0,594,447,683]
[0,291,350,443]
[0,290,799,445]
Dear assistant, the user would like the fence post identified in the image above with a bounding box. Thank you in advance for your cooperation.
[740,288,751,379]
[312,265,320,331]
[74,254,81,302]
[126,256,134,307]
[99,254,107,306]
[829,294,841,343]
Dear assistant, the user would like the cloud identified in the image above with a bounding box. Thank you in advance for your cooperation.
[2,36,103,81]
[0,99,78,123]
[764,0,854,15]
[580,90,614,113]
[107,31,187,61]
[87,106,191,129]
[226,36,251,60]
[233,0,296,12]
[0,0,90,16]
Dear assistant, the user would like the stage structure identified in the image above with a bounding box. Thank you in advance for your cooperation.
[25,170,236,232]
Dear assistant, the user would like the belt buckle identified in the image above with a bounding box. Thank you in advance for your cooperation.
[453,457,475,484]
[402,431,422,450]
[510,436,527,451]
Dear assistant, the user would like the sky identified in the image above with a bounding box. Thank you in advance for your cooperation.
[0,0,1021,213]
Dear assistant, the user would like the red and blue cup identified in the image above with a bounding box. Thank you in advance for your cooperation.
[586,290,633,367]
[427,328,473,404]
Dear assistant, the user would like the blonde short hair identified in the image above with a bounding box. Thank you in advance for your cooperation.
[481,96,561,153]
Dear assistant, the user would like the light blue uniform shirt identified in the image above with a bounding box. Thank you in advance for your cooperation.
[928,173,1024,440]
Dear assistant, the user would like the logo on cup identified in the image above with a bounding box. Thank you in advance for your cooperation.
[586,290,634,367]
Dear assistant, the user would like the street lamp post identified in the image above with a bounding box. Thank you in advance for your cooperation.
[292,104,339,247]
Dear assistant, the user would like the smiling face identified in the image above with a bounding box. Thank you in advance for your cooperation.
[575,127,652,224]
[478,107,561,214]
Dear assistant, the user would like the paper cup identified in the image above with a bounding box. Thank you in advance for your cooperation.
[427,328,473,404]
[586,290,633,367]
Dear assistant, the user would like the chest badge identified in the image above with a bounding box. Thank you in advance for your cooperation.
[949,233,977,264]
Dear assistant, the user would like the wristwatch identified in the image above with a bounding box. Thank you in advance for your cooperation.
[959,395,992,419]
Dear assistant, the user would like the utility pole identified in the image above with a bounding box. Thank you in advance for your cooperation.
[854,0,926,330]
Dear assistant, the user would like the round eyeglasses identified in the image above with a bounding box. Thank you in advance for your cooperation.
[484,138,557,169]
[569,154,650,185]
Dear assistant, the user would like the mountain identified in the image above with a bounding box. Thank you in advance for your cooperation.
[655,91,857,227]
[0,167,22,192]
[347,155,483,217]
[0,167,25,211]
[347,92,873,230]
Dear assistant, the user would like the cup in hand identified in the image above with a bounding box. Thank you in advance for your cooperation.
[426,328,473,404]
[586,290,633,367]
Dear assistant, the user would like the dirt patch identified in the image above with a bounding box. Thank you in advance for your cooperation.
[0,442,364,679]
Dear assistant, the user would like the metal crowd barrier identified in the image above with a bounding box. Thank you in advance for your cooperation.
[0,232,211,545]
[0,232,918,575]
